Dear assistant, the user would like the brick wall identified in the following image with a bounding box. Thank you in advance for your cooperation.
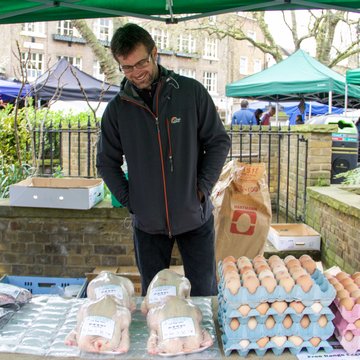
[0,199,182,277]
[306,186,360,273]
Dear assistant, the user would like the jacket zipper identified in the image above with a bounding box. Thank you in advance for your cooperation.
[166,118,174,173]
[123,88,172,238]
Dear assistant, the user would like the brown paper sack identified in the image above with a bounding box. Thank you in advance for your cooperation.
[212,160,272,264]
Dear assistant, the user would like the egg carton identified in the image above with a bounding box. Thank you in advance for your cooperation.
[218,266,336,308]
[332,299,360,323]
[334,328,360,355]
[221,336,333,357]
[333,309,360,337]
[218,297,334,321]
[218,312,334,341]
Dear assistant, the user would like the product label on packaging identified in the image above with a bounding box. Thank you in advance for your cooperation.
[80,316,115,340]
[149,285,176,304]
[0,283,21,299]
[95,285,124,300]
[161,317,195,339]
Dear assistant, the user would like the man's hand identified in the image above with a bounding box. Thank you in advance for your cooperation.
[197,189,205,202]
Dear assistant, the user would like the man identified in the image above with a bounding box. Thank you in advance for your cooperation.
[231,99,254,125]
[261,106,276,125]
[96,23,230,296]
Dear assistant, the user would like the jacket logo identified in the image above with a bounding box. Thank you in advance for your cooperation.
[170,116,181,124]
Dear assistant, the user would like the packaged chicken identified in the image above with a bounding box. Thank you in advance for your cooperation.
[0,283,32,306]
[146,296,213,356]
[86,271,136,312]
[65,295,131,354]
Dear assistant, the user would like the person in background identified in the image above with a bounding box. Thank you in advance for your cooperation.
[261,106,276,125]
[254,108,263,125]
[295,114,304,125]
[96,23,231,297]
[232,99,254,125]
[355,117,360,162]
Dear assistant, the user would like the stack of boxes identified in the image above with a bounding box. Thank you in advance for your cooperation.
[217,255,336,356]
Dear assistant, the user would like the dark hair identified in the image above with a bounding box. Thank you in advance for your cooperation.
[254,108,263,117]
[111,23,155,58]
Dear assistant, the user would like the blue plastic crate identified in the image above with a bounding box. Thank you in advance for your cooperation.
[0,275,86,296]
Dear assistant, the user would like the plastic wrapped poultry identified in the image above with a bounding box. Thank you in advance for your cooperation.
[86,271,136,312]
[65,295,131,354]
[0,283,32,306]
[147,296,213,355]
[141,269,191,314]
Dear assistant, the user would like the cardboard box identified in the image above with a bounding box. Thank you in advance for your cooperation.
[267,223,321,251]
[9,177,104,210]
[86,265,185,296]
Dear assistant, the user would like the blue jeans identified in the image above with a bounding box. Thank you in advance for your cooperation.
[133,214,217,296]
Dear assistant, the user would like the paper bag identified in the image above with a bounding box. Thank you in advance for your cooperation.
[212,160,272,263]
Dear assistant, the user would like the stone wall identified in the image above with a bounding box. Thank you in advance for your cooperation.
[306,186,360,273]
[0,199,182,277]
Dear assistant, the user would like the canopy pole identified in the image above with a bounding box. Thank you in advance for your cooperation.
[344,82,348,116]
[328,91,332,113]
[309,101,312,122]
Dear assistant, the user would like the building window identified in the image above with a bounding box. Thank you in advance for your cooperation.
[208,16,217,24]
[94,19,113,42]
[247,31,256,43]
[58,56,82,70]
[254,59,262,73]
[177,34,196,53]
[151,28,169,50]
[240,56,248,75]
[203,71,217,94]
[203,38,218,59]
[57,20,80,37]
[20,22,45,37]
[21,52,43,81]
[93,61,105,81]
[178,68,196,79]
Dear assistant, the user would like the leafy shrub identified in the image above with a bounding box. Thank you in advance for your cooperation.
[0,163,34,198]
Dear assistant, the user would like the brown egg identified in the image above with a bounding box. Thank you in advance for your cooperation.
[302,259,317,275]
[337,289,350,300]
[336,271,350,282]
[261,276,277,293]
[318,315,328,327]
[276,271,291,281]
[265,315,275,329]
[247,317,257,330]
[225,276,241,295]
[283,315,293,329]
[299,254,312,262]
[256,337,269,348]
[287,259,301,269]
[223,255,237,264]
[237,257,252,268]
[239,339,250,349]
[255,264,271,274]
[258,269,275,281]
[300,315,310,328]
[340,277,354,288]
[238,305,251,316]
[268,255,282,266]
[242,270,257,280]
[354,319,360,328]
[328,277,338,285]
[272,264,288,275]
[289,301,305,314]
[351,272,360,280]
[356,297,360,305]
[296,274,313,292]
[291,268,307,281]
[271,336,287,347]
[288,265,303,276]
[344,331,354,342]
[253,254,266,263]
[333,282,344,292]
[271,301,288,314]
[284,255,296,264]
[229,318,240,331]
[310,337,321,347]
[345,283,358,294]
[354,277,360,287]
[243,276,260,294]
[240,265,254,274]
[279,277,295,293]
[340,297,354,311]
[288,336,303,346]
[256,302,270,316]
[350,289,360,299]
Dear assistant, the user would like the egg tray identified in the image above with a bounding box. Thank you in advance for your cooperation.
[218,297,335,321]
[218,266,336,308]
[218,311,334,341]
[332,299,360,323]
[332,308,360,337]
[334,328,360,355]
[221,336,333,357]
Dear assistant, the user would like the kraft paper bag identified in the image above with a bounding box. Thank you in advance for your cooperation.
[212,160,272,264]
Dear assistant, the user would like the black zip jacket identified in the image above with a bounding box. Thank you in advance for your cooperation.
[96,66,230,236]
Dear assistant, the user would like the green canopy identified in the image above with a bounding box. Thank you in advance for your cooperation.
[346,68,360,85]
[226,49,360,107]
[0,0,359,24]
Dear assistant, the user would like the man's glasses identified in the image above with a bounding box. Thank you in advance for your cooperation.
[119,54,152,74]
